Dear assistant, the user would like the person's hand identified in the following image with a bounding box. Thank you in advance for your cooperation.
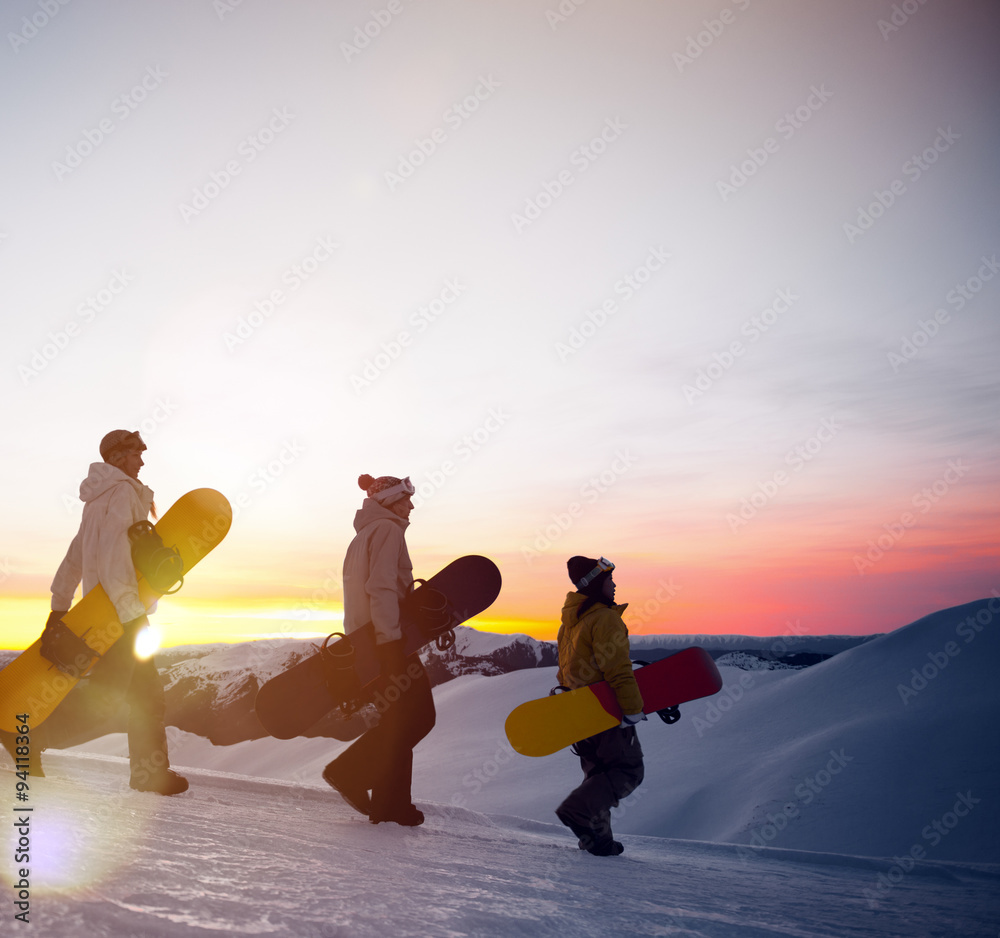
[45,610,69,629]
[620,711,647,728]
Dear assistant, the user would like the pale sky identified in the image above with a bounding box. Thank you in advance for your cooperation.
[1,0,998,643]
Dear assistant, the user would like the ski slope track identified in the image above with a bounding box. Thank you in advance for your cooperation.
[2,598,998,936]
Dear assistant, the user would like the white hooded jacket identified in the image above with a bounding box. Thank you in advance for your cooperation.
[50,462,155,624]
[342,497,413,644]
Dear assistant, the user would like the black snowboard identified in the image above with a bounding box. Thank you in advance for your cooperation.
[254,555,501,740]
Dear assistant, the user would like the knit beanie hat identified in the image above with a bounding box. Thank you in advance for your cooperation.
[358,473,415,506]
[567,556,615,596]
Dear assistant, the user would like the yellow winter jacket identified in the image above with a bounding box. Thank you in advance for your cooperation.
[556,592,644,716]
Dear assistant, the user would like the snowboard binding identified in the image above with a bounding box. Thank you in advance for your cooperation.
[128,521,185,594]
[319,633,364,716]
[406,580,455,650]
[657,705,681,724]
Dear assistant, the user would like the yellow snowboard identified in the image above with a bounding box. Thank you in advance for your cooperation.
[0,489,231,733]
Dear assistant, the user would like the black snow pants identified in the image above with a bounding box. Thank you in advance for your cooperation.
[556,724,644,852]
[33,619,171,782]
[329,644,436,820]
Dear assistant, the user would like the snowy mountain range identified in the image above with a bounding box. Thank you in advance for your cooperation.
[88,626,874,745]
[0,626,902,747]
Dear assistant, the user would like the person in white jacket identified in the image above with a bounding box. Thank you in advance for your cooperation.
[321,473,436,826]
[10,430,187,794]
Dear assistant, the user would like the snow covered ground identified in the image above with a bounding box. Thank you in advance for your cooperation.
[2,598,998,936]
[3,753,998,938]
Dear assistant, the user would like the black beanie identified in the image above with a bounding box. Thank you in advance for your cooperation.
[567,556,611,596]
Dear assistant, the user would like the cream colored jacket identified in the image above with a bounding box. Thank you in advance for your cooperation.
[50,462,155,623]
[342,498,413,644]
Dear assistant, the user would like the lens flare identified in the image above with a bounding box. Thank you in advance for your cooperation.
[134,624,162,661]
[2,783,144,895]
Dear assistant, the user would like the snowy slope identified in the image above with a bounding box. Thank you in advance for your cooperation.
[55,599,1000,861]
[3,753,997,938]
[3,599,998,936]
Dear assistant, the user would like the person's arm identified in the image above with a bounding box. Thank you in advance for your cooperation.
[364,522,407,644]
[50,529,83,612]
[98,485,147,623]
[593,615,644,716]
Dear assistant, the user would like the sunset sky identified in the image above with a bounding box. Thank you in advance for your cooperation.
[1,0,997,649]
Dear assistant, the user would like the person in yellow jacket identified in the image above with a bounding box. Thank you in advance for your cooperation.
[555,556,646,856]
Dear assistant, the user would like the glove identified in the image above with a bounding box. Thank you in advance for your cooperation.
[620,711,648,728]
[40,611,99,676]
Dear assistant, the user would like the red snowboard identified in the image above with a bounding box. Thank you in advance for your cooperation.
[505,647,723,757]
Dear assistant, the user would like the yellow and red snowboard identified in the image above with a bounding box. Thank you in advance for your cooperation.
[505,647,723,757]
[0,489,231,733]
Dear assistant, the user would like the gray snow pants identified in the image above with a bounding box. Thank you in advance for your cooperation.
[555,724,644,852]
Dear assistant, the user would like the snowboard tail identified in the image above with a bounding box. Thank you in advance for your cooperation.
[0,489,232,733]
[504,647,722,757]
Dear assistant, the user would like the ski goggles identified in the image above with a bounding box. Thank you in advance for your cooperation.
[373,476,416,506]
[575,556,615,589]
